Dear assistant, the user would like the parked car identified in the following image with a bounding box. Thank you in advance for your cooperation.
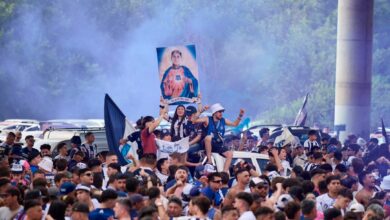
[212,151,269,174]
[34,127,108,154]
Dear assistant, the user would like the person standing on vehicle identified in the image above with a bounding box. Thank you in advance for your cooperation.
[141,106,167,156]
[80,132,97,162]
[22,135,39,160]
[304,130,319,153]
[127,117,143,158]
[193,103,244,172]
[258,128,270,147]
[68,135,82,159]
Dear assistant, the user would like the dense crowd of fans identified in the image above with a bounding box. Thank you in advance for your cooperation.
[0,102,389,220]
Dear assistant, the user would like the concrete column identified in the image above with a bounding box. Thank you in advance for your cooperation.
[335,0,373,141]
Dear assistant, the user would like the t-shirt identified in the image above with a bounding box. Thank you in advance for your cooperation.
[156,170,169,186]
[80,143,97,161]
[141,128,157,154]
[0,206,23,220]
[128,131,142,156]
[316,193,336,213]
[293,154,307,168]
[184,121,204,142]
[0,143,11,159]
[201,187,224,207]
[238,211,256,220]
[89,208,114,220]
[304,140,319,152]
[21,147,39,160]
[281,160,291,177]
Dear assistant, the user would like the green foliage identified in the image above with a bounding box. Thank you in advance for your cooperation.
[0,0,388,129]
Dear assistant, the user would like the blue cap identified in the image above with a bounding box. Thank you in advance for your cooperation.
[10,145,23,158]
[327,145,338,154]
[186,106,197,116]
[189,186,202,197]
[59,182,76,195]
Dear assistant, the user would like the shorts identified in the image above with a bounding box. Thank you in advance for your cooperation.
[211,139,229,156]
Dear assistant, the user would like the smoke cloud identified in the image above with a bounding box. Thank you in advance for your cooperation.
[0,1,337,122]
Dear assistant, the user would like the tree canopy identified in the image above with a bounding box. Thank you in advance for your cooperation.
[0,0,389,131]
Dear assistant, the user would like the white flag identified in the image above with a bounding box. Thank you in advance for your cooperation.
[156,137,190,154]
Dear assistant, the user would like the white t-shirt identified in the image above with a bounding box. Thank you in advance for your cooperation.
[281,160,291,177]
[346,156,356,166]
[0,206,23,220]
[92,198,100,210]
[316,193,336,213]
[238,211,256,220]
[293,154,307,168]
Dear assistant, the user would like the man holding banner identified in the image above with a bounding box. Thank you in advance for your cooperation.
[193,103,245,172]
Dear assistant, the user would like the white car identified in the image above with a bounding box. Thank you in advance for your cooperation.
[212,151,269,174]
[33,127,109,153]
[0,123,39,142]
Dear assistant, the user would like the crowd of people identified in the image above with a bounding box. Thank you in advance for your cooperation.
[0,102,389,220]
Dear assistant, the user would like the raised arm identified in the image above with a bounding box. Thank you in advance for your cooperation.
[191,116,209,125]
[160,97,170,121]
[225,109,245,127]
[148,107,168,133]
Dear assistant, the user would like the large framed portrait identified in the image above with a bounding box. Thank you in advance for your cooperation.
[156,45,199,105]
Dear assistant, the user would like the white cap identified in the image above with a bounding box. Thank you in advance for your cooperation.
[380,175,390,191]
[349,202,365,213]
[210,103,225,115]
[75,184,91,192]
[38,156,53,172]
[357,137,367,147]
[204,164,216,174]
[76,162,87,169]
[11,162,24,173]
[251,177,267,185]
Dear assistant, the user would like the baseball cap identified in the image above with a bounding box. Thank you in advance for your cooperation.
[60,182,76,195]
[10,162,24,173]
[380,175,390,191]
[129,193,144,204]
[310,168,327,177]
[72,202,89,213]
[350,202,365,213]
[185,106,197,116]
[10,145,23,158]
[76,162,87,169]
[75,184,90,192]
[195,164,216,179]
[189,186,202,197]
[327,145,338,154]
[249,177,269,188]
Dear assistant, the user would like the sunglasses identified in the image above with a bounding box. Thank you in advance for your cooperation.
[83,173,92,177]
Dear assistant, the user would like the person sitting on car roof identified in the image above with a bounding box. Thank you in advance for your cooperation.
[192,103,245,172]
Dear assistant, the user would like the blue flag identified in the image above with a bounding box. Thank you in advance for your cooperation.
[294,93,308,126]
[104,94,127,165]
[382,118,388,145]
